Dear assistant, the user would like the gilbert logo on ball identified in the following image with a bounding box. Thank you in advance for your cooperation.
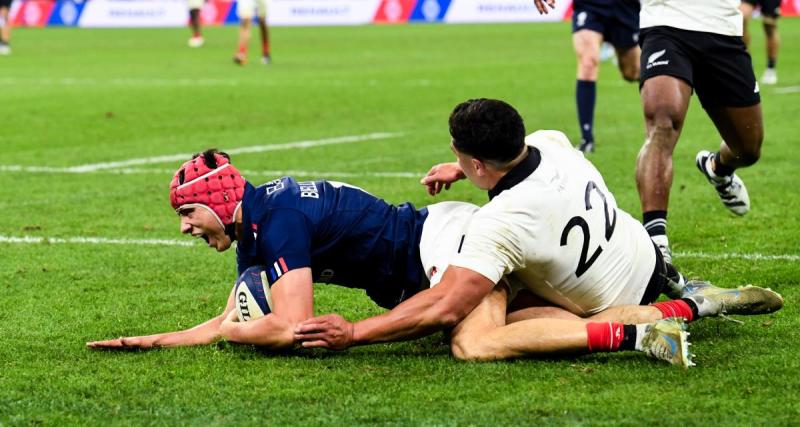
[235,266,274,322]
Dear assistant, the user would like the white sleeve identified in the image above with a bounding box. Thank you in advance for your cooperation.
[449,211,525,285]
[525,130,573,149]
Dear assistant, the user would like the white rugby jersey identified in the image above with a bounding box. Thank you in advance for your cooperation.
[450,130,656,315]
[640,0,743,36]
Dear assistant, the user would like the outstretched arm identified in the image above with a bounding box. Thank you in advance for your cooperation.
[86,287,237,349]
[294,266,494,350]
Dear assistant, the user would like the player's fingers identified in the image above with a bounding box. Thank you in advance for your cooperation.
[426,183,436,196]
[444,183,451,191]
[301,340,330,349]
[294,331,328,342]
[294,322,326,334]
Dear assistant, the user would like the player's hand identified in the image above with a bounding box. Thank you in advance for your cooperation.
[532,0,556,14]
[219,309,241,340]
[86,335,159,350]
[293,314,355,350]
[420,162,465,196]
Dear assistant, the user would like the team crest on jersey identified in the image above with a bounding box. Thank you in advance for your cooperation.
[251,223,258,240]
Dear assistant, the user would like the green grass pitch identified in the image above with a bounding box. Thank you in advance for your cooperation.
[1,20,799,425]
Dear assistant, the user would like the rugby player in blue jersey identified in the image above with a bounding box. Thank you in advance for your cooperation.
[87,149,477,350]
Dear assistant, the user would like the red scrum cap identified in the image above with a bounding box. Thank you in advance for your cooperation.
[169,151,245,228]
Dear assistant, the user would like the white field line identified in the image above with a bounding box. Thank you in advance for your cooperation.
[1,235,798,262]
[0,165,421,178]
[0,235,196,247]
[774,86,800,94]
[0,77,441,88]
[69,132,402,172]
[676,251,800,262]
[0,133,401,174]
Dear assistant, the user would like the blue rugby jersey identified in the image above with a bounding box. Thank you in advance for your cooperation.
[236,177,428,309]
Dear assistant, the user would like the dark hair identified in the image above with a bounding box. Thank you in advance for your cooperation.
[449,99,526,166]
[178,148,231,185]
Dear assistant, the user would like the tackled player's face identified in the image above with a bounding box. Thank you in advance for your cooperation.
[179,207,232,252]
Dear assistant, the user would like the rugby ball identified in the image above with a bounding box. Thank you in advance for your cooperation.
[234,266,274,322]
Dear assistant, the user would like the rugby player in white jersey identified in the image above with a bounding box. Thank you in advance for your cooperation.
[295,99,782,365]
[740,0,782,85]
[187,0,205,48]
[233,0,271,65]
[636,0,765,262]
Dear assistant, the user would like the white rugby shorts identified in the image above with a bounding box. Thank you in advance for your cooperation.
[187,0,204,11]
[237,0,268,19]
[419,201,479,287]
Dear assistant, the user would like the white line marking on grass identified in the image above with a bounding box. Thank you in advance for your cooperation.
[0,77,241,87]
[2,235,799,262]
[0,235,196,246]
[676,251,800,262]
[774,86,800,94]
[0,165,421,178]
[0,133,402,175]
[68,132,402,172]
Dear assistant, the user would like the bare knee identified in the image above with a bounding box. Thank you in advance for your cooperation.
[644,106,684,149]
[577,54,599,80]
[621,67,639,83]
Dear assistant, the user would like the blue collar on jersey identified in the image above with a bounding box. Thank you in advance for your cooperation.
[487,146,541,200]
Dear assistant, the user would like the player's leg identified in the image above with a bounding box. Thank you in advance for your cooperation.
[234,21,252,65]
[506,289,583,323]
[761,3,780,84]
[234,0,255,64]
[187,0,204,47]
[635,28,695,263]
[636,76,692,262]
[615,45,639,82]
[256,18,270,64]
[256,0,270,64]
[450,283,692,366]
[694,34,762,215]
[572,29,603,153]
[0,4,10,55]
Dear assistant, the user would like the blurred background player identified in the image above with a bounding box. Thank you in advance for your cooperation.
[570,0,641,153]
[636,0,764,262]
[0,0,11,55]
[187,0,205,48]
[740,0,781,85]
[233,0,270,65]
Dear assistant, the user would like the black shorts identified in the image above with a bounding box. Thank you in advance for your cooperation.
[639,26,761,109]
[742,0,782,18]
[0,0,12,9]
[572,0,640,49]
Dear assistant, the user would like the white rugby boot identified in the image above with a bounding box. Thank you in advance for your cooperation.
[695,150,750,216]
[761,68,777,85]
[682,280,784,316]
[641,318,694,368]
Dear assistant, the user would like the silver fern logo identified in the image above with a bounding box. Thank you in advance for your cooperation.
[647,49,669,69]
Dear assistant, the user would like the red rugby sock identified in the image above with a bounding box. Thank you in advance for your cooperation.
[652,300,694,322]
